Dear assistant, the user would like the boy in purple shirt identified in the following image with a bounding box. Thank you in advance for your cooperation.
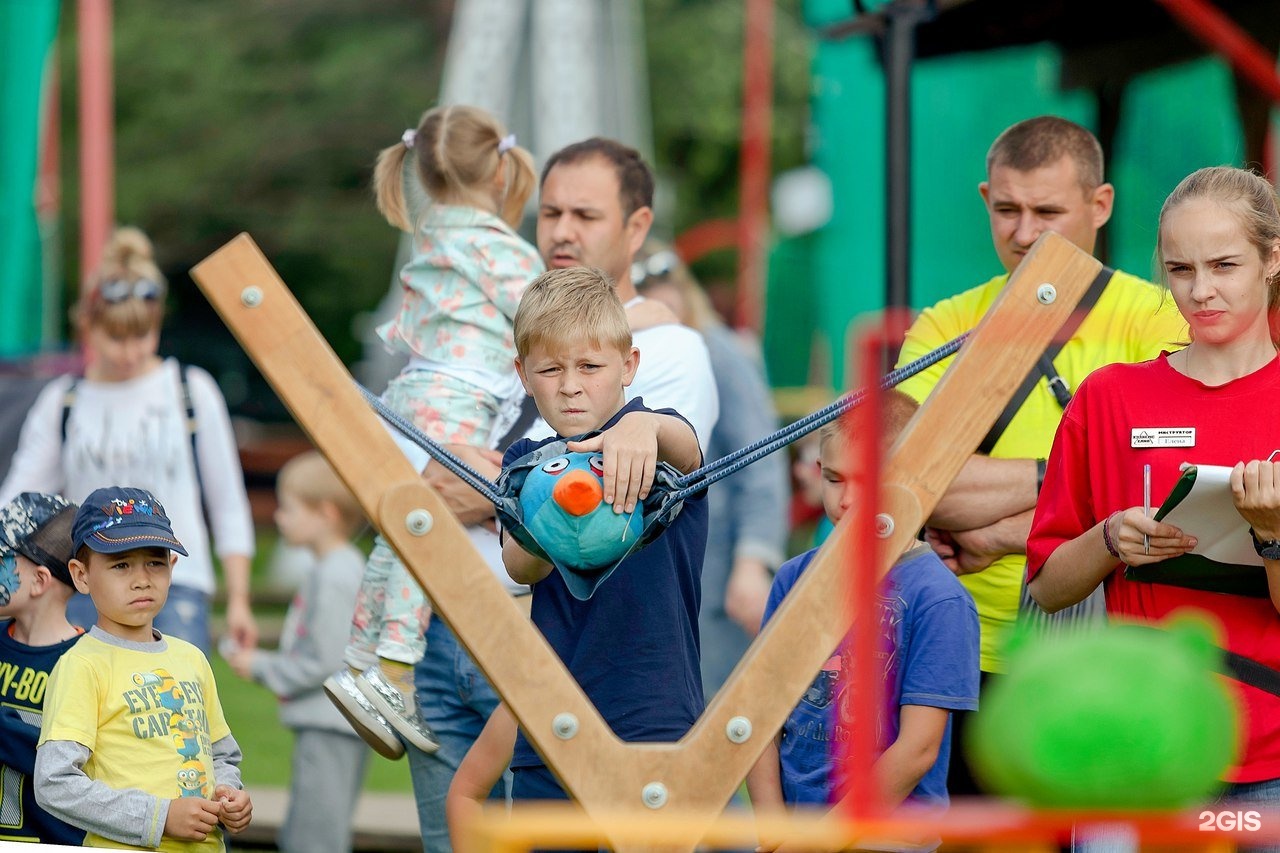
[748,392,979,850]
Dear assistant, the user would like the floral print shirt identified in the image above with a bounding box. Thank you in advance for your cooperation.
[377,204,544,375]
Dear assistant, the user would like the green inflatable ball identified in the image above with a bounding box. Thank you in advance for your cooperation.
[967,617,1239,809]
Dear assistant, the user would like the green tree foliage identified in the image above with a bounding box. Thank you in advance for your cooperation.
[644,0,811,278]
[58,0,446,405]
[54,1,810,414]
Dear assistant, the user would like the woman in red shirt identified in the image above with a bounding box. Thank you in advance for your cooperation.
[1027,166,1280,808]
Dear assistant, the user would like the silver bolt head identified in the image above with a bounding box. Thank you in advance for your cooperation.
[875,513,895,539]
[641,782,668,809]
[240,286,264,308]
[552,713,579,739]
[1036,283,1057,305]
[405,508,434,536]
[726,715,753,744]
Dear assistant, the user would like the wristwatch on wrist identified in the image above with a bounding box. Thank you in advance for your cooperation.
[1249,528,1280,561]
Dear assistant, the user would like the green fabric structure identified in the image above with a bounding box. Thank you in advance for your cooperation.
[0,0,61,358]
[764,3,1250,389]
[763,234,818,389]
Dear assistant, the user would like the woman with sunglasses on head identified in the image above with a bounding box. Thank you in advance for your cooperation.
[0,226,257,655]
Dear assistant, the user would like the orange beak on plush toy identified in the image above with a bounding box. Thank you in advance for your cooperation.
[553,469,603,517]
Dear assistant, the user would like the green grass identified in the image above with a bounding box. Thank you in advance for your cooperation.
[213,655,414,793]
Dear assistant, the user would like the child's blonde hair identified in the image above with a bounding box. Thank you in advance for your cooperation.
[74,227,166,338]
[513,267,632,360]
[818,389,919,454]
[277,451,365,538]
[373,104,536,232]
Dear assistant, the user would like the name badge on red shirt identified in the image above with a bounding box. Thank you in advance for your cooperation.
[1131,428,1195,448]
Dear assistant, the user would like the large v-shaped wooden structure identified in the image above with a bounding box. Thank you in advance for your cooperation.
[191,231,1102,852]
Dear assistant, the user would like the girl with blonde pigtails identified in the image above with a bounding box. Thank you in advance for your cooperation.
[324,105,543,758]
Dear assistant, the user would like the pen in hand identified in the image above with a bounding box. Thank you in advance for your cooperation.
[1143,463,1151,555]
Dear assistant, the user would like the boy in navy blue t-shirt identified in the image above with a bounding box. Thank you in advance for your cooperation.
[747,392,979,851]
[0,492,85,845]
[446,266,707,818]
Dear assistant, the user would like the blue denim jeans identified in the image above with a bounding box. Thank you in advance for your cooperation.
[408,616,509,853]
[66,584,212,656]
[1217,777,1280,853]
[1071,777,1280,853]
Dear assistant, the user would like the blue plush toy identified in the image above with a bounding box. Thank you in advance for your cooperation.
[516,451,645,599]
[493,440,688,600]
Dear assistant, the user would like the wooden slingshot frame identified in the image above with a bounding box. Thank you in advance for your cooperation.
[192,230,1102,852]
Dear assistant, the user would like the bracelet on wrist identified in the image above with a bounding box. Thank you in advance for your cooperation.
[1101,511,1122,560]
[1035,458,1047,494]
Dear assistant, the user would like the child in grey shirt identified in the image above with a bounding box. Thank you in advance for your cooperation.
[226,452,370,853]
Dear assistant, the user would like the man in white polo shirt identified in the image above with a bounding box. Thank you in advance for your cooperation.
[535,137,718,445]
[404,137,718,852]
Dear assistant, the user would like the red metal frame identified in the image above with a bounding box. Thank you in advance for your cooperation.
[734,0,775,333]
[844,327,887,819]
[673,218,738,266]
[1156,0,1280,174]
[835,312,916,822]
[1155,0,1280,103]
[38,63,59,218]
[78,0,114,289]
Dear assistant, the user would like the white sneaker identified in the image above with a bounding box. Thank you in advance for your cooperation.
[356,666,441,754]
[323,669,405,760]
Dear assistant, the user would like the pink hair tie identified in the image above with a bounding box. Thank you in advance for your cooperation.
[401,129,417,149]
[497,133,517,154]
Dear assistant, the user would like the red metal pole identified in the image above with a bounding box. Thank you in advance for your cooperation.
[38,65,60,218]
[1154,0,1280,103]
[847,330,886,821]
[79,0,114,288]
[734,0,775,332]
[673,218,738,265]
[838,312,912,822]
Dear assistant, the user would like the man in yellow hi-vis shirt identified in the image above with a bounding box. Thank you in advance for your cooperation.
[894,115,1187,795]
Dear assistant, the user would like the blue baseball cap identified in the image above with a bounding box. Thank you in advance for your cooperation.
[71,487,188,557]
[0,493,78,586]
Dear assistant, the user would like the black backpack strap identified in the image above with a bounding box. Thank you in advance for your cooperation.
[977,266,1114,455]
[1223,649,1280,698]
[178,364,203,497]
[60,377,81,444]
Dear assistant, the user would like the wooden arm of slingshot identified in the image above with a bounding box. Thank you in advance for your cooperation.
[190,235,625,784]
[193,231,1101,853]
[671,231,1103,840]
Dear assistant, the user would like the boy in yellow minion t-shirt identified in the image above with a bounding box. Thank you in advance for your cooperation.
[35,487,251,850]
